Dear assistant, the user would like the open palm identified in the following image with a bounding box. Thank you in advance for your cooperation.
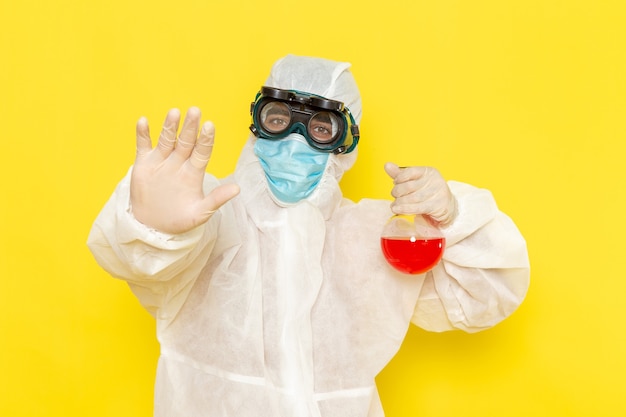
[130,107,240,234]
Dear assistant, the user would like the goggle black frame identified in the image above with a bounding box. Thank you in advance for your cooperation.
[249,86,360,154]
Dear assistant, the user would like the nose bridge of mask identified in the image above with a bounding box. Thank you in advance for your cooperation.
[254,136,330,204]
[281,132,309,149]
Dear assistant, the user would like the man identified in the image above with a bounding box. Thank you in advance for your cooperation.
[88,54,529,416]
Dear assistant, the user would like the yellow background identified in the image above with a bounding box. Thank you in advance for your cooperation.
[1,0,625,416]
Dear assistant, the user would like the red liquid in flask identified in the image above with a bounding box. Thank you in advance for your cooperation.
[380,237,445,274]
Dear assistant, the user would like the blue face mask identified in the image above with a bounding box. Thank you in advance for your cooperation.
[254,135,330,204]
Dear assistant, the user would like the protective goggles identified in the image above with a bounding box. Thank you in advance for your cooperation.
[249,86,360,154]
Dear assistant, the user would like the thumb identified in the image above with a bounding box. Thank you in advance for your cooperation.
[199,183,241,217]
[384,162,402,180]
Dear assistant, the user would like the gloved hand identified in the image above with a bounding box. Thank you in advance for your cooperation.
[384,162,457,226]
[130,107,240,234]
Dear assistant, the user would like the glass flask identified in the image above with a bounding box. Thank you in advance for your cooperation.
[380,214,445,274]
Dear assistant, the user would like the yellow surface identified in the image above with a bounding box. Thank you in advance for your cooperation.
[1,1,625,416]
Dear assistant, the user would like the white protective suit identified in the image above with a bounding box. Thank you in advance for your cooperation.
[87,55,530,417]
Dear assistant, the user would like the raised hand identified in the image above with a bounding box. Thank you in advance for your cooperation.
[384,162,457,226]
[130,107,240,234]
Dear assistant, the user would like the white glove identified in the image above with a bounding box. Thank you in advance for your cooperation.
[384,162,457,226]
[130,107,240,234]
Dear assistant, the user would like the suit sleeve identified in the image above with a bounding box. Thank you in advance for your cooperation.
[412,181,530,333]
[86,167,222,320]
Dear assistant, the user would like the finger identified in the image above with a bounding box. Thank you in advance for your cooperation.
[392,189,425,208]
[174,107,201,159]
[393,196,449,219]
[391,199,430,215]
[391,184,437,213]
[386,163,414,199]
[136,117,152,158]
[394,166,429,184]
[392,181,419,199]
[207,183,241,211]
[194,183,241,225]
[384,162,401,180]
[189,121,215,170]
[393,177,444,204]
[157,108,181,155]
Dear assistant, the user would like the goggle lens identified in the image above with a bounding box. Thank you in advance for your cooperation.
[308,112,340,144]
[259,101,291,134]
[258,101,343,144]
[251,87,359,154]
